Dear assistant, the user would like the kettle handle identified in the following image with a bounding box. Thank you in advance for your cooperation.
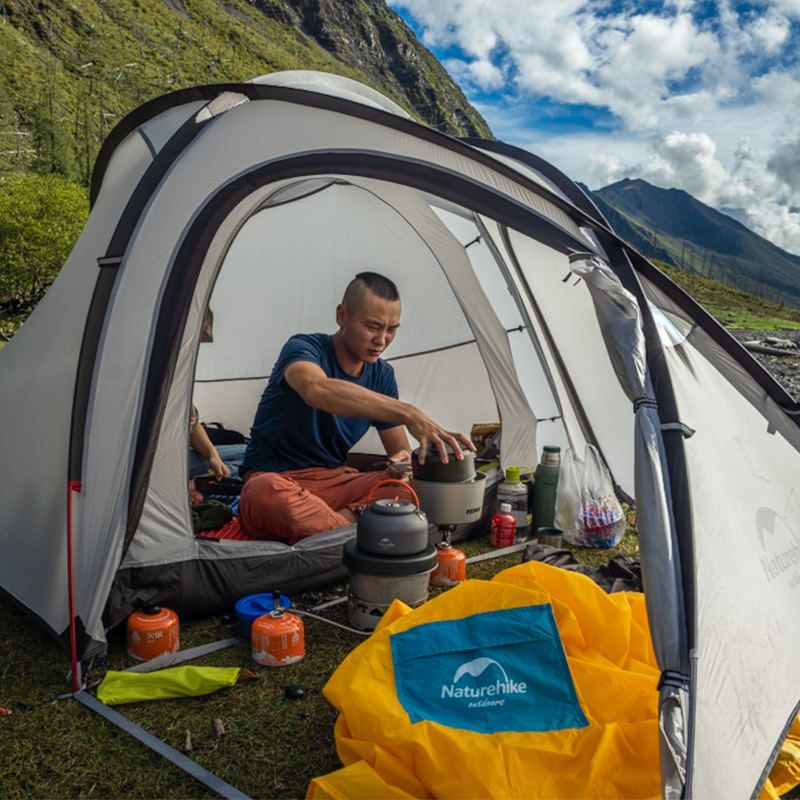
[367,479,420,508]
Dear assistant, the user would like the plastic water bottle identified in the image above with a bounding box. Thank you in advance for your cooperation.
[531,446,561,533]
[490,502,516,549]
[496,467,529,544]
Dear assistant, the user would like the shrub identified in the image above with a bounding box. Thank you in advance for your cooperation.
[0,173,88,316]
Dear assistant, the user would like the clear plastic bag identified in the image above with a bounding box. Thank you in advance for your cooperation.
[554,444,626,548]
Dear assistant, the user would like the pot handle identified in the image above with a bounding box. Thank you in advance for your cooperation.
[367,479,420,508]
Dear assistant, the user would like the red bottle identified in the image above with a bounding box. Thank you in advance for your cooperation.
[490,502,516,549]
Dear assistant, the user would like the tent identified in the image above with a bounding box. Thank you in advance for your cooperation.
[1,69,799,797]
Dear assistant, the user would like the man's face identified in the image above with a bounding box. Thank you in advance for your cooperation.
[337,291,401,365]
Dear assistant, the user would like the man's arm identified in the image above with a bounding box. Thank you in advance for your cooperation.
[284,360,473,464]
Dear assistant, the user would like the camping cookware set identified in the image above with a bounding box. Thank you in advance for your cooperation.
[343,480,438,631]
[409,442,486,527]
[343,446,487,627]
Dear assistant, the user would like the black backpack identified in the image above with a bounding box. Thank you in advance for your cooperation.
[201,422,248,446]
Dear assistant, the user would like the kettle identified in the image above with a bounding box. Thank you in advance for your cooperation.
[356,480,429,556]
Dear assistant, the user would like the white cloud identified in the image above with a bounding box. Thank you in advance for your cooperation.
[750,11,791,53]
[390,0,800,253]
[643,131,730,201]
[444,57,506,92]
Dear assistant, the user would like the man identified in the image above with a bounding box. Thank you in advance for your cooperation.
[238,271,474,544]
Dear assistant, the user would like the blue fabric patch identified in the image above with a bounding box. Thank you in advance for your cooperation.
[390,604,588,734]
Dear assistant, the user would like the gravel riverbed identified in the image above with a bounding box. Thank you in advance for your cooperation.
[727,329,800,400]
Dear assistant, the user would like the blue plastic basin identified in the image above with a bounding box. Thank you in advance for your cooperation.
[234,593,292,638]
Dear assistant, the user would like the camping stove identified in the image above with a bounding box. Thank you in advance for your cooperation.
[343,480,437,631]
[410,471,487,528]
[343,540,437,631]
[342,471,487,631]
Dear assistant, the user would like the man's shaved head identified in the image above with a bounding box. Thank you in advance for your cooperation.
[342,272,400,314]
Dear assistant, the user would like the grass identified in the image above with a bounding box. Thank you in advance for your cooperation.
[0,0,490,183]
[0,520,639,799]
[660,263,800,329]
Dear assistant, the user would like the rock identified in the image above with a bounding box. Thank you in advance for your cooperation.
[729,329,800,401]
[764,336,798,349]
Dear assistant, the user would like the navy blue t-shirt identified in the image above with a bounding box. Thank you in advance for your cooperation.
[240,333,400,474]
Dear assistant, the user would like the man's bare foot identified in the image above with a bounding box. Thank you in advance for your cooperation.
[189,480,204,505]
[337,507,358,524]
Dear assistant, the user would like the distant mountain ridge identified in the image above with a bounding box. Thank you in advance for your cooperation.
[4,0,799,313]
[587,178,800,308]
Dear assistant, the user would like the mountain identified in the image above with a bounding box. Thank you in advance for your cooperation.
[5,1,799,311]
[588,178,800,308]
[0,0,492,184]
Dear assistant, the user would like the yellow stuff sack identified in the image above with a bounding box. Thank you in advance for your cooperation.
[96,665,242,705]
[309,560,662,799]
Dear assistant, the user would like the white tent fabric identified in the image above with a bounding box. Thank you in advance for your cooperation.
[638,272,800,799]
[1,71,800,798]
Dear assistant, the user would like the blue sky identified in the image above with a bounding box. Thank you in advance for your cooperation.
[387,1,800,255]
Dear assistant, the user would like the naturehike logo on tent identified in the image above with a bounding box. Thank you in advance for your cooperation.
[440,657,527,708]
[390,604,587,734]
[756,506,800,589]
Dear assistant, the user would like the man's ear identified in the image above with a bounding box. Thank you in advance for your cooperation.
[335,303,346,328]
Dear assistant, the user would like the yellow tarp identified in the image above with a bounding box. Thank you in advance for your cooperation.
[769,716,800,796]
[308,561,799,799]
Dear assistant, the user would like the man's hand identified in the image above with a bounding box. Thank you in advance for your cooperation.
[405,411,475,465]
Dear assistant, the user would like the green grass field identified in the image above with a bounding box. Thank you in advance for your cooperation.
[0,526,638,799]
[660,263,800,330]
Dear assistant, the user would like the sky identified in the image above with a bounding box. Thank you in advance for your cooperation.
[386,0,800,255]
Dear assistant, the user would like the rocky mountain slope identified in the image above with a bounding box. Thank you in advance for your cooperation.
[0,0,492,184]
[729,330,800,401]
[589,179,800,309]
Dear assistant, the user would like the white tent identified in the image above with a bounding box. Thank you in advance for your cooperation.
[1,70,799,798]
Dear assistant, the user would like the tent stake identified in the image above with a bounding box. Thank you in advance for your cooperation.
[74,690,251,800]
[121,636,244,673]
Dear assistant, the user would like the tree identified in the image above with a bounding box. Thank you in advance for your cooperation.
[0,173,88,317]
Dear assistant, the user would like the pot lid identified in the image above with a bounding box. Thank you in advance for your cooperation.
[412,442,472,464]
[343,540,438,575]
[367,497,419,515]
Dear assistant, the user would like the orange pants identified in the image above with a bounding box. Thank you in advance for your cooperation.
[239,466,403,546]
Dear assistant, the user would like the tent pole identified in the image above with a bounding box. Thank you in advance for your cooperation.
[67,480,82,693]
[74,691,251,799]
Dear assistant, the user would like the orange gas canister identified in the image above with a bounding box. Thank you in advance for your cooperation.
[126,605,180,661]
[251,593,305,668]
[430,528,466,586]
